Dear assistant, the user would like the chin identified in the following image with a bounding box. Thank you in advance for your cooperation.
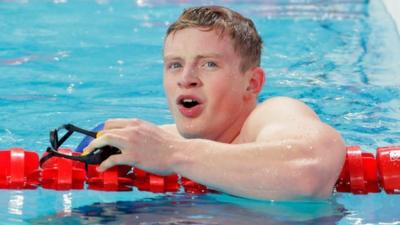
[177,126,200,139]
[176,122,206,139]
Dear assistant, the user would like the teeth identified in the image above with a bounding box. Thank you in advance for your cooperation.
[180,98,199,108]
[183,99,196,103]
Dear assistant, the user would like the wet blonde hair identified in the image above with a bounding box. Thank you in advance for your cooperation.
[166,6,263,72]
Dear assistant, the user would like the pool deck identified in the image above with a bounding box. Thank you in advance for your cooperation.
[382,0,400,34]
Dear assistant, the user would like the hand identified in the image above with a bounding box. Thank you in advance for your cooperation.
[83,118,182,174]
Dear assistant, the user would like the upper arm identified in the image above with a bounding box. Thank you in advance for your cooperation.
[242,96,346,197]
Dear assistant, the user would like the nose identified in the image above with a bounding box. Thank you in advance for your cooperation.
[178,68,201,88]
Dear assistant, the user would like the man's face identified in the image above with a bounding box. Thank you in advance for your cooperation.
[163,28,250,142]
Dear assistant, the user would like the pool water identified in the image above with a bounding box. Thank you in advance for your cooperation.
[1,0,400,224]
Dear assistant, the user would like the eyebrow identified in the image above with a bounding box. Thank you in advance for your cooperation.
[164,53,224,61]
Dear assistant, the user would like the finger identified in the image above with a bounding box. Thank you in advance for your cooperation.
[82,133,126,155]
[104,118,143,130]
[82,128,133,155]
[97,154,132,172]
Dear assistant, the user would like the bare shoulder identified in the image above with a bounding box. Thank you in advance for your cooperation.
[239,96,346,196]
[253,96,320,121]
[240,95,346,166]
[238,96,321,142]
[238,96,346,158]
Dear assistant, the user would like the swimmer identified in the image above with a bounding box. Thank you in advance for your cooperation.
[83,6,346,200]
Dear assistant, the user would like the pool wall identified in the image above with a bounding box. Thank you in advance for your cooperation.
[382,0,400,34]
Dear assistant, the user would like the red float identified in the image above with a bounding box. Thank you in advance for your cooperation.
[0,146,399,194]
[0,148,40,189]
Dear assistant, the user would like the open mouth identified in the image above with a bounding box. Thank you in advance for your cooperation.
[176,96,203,117]
[180,99,200,108]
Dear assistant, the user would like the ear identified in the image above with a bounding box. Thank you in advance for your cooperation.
[245,67,265,95]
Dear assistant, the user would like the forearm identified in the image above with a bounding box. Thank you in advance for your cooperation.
[172,139,301,200]
[171,138,342,200]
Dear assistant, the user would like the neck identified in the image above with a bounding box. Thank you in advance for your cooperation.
[214,100,257,144]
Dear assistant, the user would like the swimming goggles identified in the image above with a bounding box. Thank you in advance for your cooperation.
[39,124,121,170]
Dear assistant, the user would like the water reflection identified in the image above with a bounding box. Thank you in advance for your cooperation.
[8,191,24,216]
[62,193,73,216]
[29,193,347,225]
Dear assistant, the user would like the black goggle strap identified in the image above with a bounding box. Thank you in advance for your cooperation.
[51,124,97,149]
[40,147,94,171]
[50,129,71,150]
[42,124,99,170]
[62,124,97,138]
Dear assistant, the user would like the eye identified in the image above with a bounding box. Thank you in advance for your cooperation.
[167,62,182,70]
[203,61,218,69]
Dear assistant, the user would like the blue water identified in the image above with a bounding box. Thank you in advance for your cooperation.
[1,0,400,224]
